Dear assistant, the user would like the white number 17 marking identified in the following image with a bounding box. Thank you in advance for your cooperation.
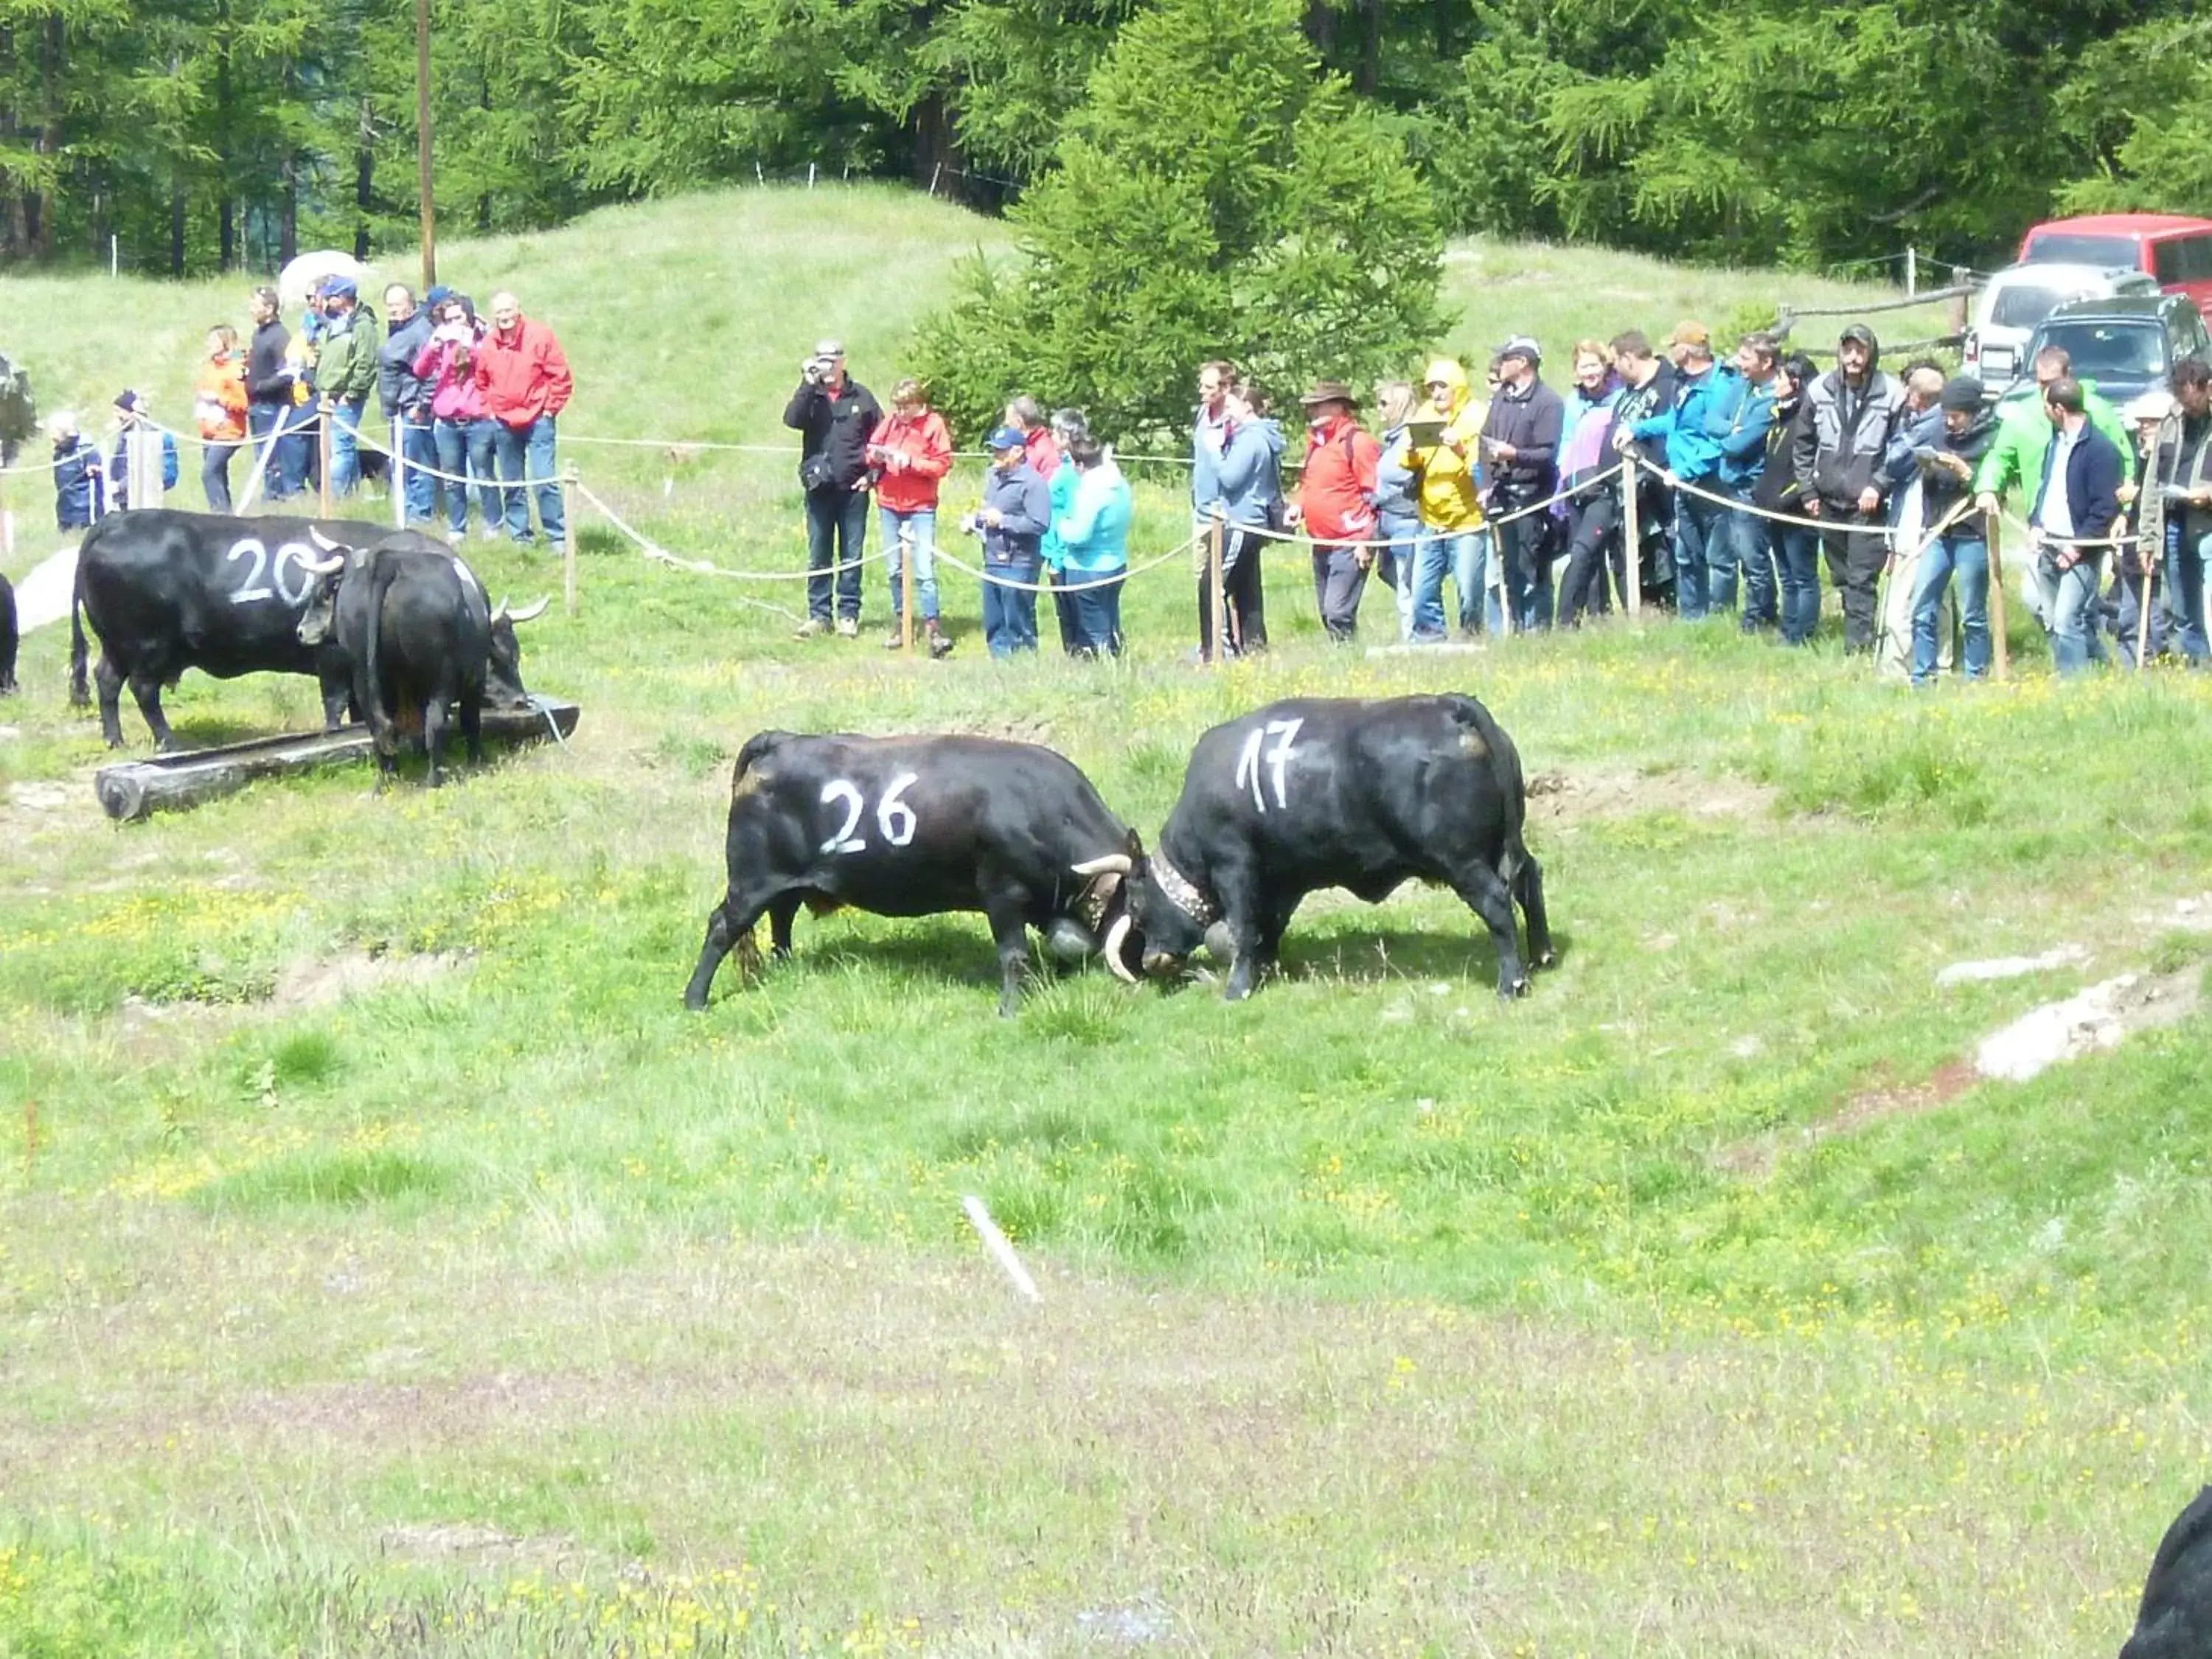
[1234,717,1303,813]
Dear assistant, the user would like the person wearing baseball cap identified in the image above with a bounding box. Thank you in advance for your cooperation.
[103,389,178,511]
[1794,323,1907,651]
[1479,336,1565,627]
[1289,380,1382,641]
[1622,321,1726,619]
[1663,321,1711,367]
[1901,375,2000,686]
[784,338,883,638]
[965,423,1051,656]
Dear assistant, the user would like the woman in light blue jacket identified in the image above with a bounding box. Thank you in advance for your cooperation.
[1056,435,1134,655]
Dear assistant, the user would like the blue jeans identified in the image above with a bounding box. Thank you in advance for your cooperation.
[434,417,498,535]
[1673,486,1728,620]
[1380,515,1427,640]
[397,419,439,524]
[2047,553,2106,675]
[2174,530,2212,664]
[201,442,238,515]
[1439,529,1503,634]
[493,415,564,545]
[1911,532,1989,684]
[804,484,868,622]
[982,558,1040,656]
[1775,524,1822,644]
[1708,492,1757,616]
[880,507,939,623]
[1733,505,1778,628]
[328,399,365,497]
[249,403,307,499]
[1066,568,1124,655]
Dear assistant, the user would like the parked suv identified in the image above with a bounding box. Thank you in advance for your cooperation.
[1997,293,2212,410]
[1964,262,2158,391]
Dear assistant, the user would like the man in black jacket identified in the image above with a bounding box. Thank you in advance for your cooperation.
[379,283,437,528]
[1905,376,2001,684]
[1607,331,1677,607]
[244,285,304,501]
[2029,375,2124,676]
[782,338,883,639]
[1481,335,1565,629]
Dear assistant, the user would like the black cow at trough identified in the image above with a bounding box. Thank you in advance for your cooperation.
[1110,693,1554,1001]
[69,507,373,748]
[295,529,544,787]
[2120,1486,2212,1658]
[684,732,1141,1016]
[0,568,16,695]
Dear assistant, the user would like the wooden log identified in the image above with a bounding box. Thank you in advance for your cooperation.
[94,700,581,822]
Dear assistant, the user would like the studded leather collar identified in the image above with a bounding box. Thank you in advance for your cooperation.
[1148,846,1218,927]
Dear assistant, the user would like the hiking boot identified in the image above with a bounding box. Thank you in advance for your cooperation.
[835,616,860,639]
[883,626,906,650]
[793,616,830,639]
[927,622,955,659]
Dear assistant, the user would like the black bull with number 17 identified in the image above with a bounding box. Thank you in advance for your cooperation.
[683,731,1144,1016]
[1114,693,1555,1001]
[69,507,375,750]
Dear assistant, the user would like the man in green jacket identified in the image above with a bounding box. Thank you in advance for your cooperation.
[1974,344,2132,626]
[312,278,380,498]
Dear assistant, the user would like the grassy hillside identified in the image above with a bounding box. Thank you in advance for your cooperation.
[0,187,2205,1656]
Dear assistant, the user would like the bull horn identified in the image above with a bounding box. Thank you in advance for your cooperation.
[506,595,551,625]
[299,552,347,576]
[1071,852,1133,877]
[1102,915,1139,985]
[308,527,344,552]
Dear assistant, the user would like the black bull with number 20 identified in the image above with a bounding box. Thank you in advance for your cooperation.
[69,508,372,750]
[1113,693,1555,1001]
[684,732,1143,1017]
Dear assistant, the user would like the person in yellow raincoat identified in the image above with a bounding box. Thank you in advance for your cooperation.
[1408,356,1495,637]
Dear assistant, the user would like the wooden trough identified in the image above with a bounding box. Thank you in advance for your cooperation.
[92,700,581,822]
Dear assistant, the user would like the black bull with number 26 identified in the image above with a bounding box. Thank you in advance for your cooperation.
[69,507,371,750]
[1113,693,1555,1001]
[684,731,1144,1016]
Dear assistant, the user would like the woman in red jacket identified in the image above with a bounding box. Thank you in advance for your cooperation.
[867,378,956,656]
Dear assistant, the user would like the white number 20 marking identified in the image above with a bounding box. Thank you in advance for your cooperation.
[225,538,316,608]
[1233,717,1304,813]
[818,771,920,856]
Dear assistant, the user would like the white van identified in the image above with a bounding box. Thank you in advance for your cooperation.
[1964,261,2160,392]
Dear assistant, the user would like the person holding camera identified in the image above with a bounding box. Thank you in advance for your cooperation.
[965,425,1052,658]
[783,338,883,639]
[414,293,498,543]
[866,377,955,657]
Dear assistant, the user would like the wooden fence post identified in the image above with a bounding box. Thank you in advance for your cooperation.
[1621,459,1642,620]
[392,417,407,530]
[1206,512,1227,665]
[562,464,580,619]
[900,525,916,652]
[1985,509,2009,683]
[317,400,335,518]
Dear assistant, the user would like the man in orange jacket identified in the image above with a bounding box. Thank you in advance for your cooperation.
[474,290,574,548]
[1290,380,1382,641]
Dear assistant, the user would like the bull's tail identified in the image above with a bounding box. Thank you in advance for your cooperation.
[1444,693,1530,881]
[67,532,92,708]
[363,543,406,748]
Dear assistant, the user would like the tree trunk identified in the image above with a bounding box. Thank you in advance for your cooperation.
[908,90,960,195]
[34,13,63,261]
[215,1,234,270]
[171,179,187,275]
[354,96,373,261]
[1356,0,1381,96]
[1304,0,1336,61]
[220,198,236,269]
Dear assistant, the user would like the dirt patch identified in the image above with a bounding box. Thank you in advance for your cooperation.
[1716,1060,1980,1181]
[271,948,466,1010]
[1526,765,1778,826]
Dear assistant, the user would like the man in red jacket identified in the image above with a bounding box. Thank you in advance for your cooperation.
[1290,380,1382,641]
[474,290,574,548]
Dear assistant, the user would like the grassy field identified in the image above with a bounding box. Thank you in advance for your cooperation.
[1,187,2207,1657]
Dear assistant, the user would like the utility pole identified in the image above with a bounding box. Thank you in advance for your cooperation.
[416,0,436,291]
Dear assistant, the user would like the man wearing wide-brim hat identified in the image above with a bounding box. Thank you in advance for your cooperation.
[1287,380,1382,641]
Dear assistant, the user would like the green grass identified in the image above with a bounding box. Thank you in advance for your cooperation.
[1,186,2208,1656]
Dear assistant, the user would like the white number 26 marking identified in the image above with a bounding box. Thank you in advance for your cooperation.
[1233,717,1303,813]
[818,771,920,856]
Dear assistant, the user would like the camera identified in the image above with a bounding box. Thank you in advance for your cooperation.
[959,512,981,537]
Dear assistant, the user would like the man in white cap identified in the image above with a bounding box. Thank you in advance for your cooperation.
[1481,335,1565,627]
[783,338,883,638]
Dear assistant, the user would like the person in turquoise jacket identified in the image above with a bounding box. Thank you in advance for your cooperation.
[1054,434,1133,656]
[1041,407,1089,655]
[1630,324,1726,617]
[1703,333,1782,617]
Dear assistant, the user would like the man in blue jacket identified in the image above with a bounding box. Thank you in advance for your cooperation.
[1627,322,1725,619]
[2029,376,2124,675]
[1705,331,1781,624]
[968,424,1053,658]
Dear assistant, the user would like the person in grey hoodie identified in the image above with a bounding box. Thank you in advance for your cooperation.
[1193,380,1281,657]
[1794,322,1907,650]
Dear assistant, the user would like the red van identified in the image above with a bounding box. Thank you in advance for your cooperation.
[2017,214,2212,316]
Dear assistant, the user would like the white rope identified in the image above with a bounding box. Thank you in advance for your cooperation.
[932,535,1202,594]
[1630,452,2139,549]
[572,477,886,589]
[1224,462,1627,551]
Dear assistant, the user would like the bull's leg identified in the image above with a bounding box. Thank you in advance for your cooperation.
[1516,852,1557,970]
[459,697,484,766]
[422,696,451,789]
[125,672,177,753]
[317,669,350,733]
[766,893,803,959]
[1214,867,1269,1001]
[1253,895,1300,973]
[93,655,128,748]
[981,892,1033,1018]
[684,893,771,1009]
[1451,863,1531,998]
